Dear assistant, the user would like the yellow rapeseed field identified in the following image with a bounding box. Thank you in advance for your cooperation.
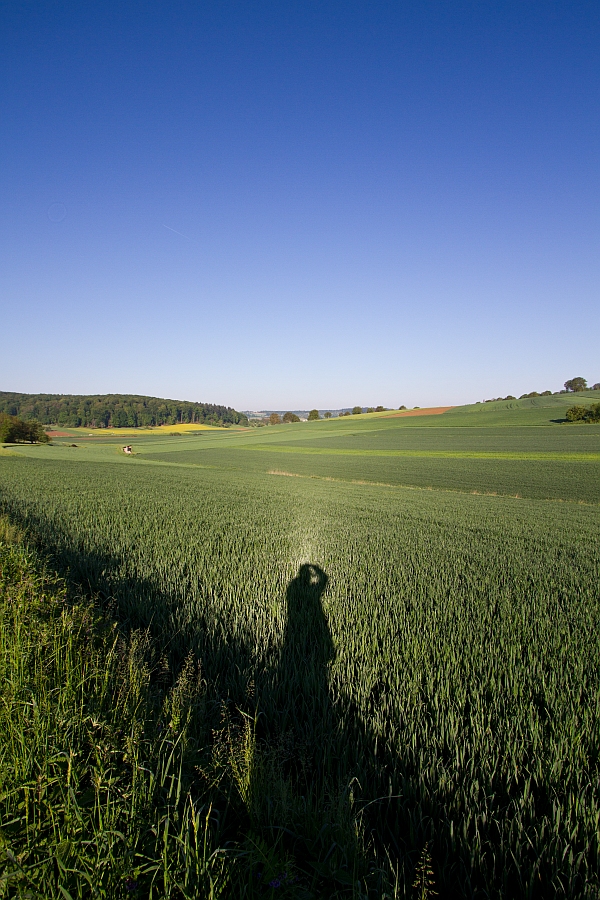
[78,422,226,436]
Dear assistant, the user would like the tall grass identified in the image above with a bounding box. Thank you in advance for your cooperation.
[0,521,237,898]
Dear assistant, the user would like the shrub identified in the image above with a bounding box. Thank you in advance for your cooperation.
[0,414,49,444]
[566,404,600,423]
[586,402,600,422]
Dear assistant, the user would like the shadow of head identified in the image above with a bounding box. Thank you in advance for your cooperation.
[292,563,328,594]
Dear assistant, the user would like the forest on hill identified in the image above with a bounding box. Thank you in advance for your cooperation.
[0,392,248,428]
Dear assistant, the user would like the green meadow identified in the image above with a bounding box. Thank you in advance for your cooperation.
[0,392,599,898]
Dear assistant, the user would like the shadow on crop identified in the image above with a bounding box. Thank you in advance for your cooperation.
[246,562,412,894]
[266,563,334,746]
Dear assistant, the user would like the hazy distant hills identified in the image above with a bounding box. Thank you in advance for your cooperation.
[245,408,358,418]
[0,392,248,428]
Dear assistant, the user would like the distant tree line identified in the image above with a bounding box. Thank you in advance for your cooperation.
[519,391,551,399]
[483,378,600,404]
[337,406,388,417]
[266,406,390,424]
[0,414,49,444]
[0,393,248,428]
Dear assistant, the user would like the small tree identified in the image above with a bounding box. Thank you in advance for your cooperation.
[269,413,281,425]
[323,411,332,418]
[398,405,407,410]
[375,405,385,412]
[282,412,300,423]
[352,406,362,415]
[564,377,587,392]
[593,383,600,390]
[307,409,320,421]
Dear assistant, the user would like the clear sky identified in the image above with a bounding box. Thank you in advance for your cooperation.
[1,1,598,410]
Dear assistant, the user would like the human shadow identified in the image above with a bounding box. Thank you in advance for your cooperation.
[279,564,333,728]
[255,565,337,781]
[252,563,412,893]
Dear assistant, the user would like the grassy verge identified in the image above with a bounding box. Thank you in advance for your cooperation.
[0,516,236,899]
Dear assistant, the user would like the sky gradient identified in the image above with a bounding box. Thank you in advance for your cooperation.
[1,1,599,409]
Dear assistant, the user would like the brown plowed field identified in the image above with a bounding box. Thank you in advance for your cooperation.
[382,406,454,418]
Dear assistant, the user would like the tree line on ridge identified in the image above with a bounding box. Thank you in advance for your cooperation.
[0,392,248,428]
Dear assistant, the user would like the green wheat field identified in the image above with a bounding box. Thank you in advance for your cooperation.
[1,392,599,899]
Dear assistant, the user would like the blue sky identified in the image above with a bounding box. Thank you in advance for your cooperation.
[1,1,598,409]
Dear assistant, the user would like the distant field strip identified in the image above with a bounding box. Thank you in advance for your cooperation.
[247,445,600,461]
[265,469,599,502]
